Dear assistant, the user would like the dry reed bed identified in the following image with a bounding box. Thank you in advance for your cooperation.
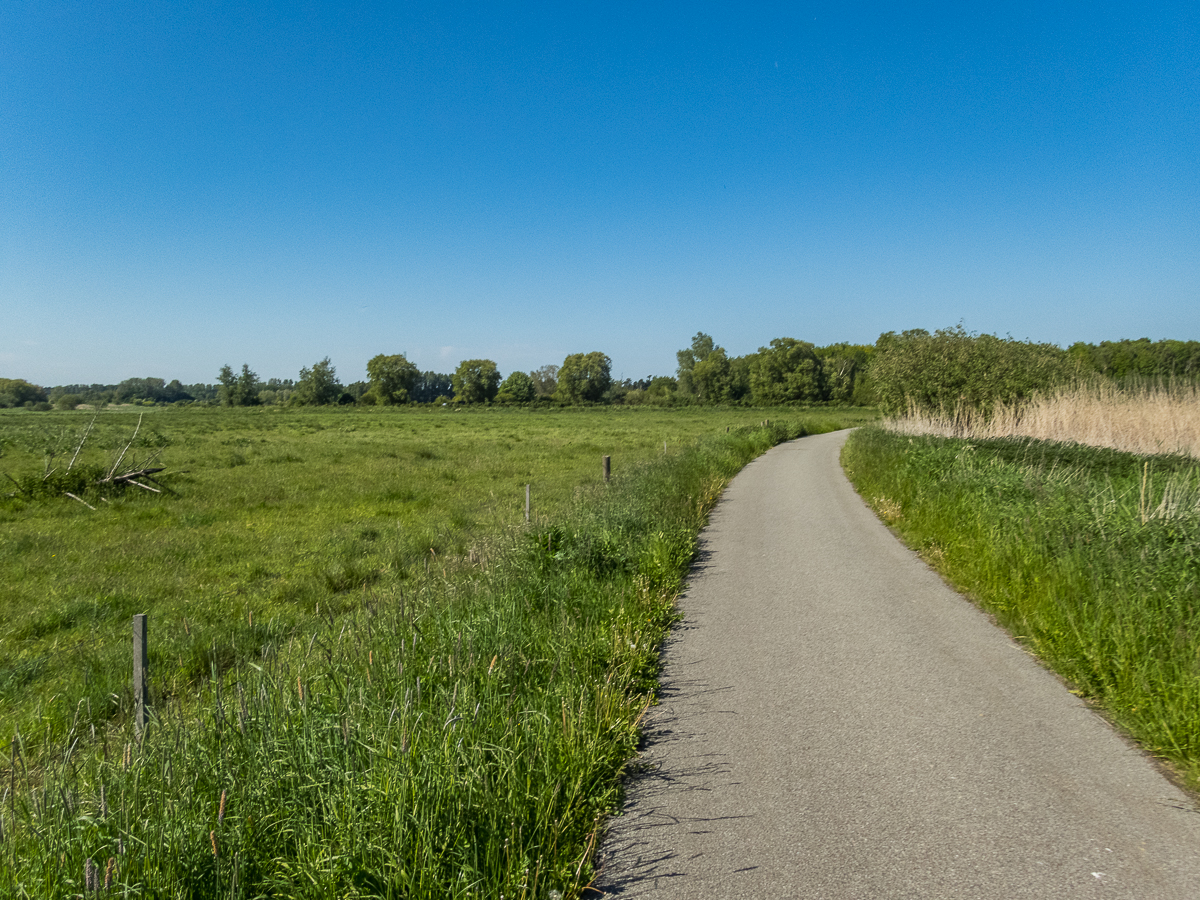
[885,381,1200,459]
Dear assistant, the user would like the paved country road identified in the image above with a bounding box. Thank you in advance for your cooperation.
[592,430,1200,899]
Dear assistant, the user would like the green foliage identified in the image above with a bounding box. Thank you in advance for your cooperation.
[495,370,536,404]
[291,358,342,406]
[815,343,875,404]
[843,427,1200,787]
[55,394,83,410]
[674,334,871,406]
[555,352,612,403]
[688,348,731,403]
[749,337,823,404]
[675,332,716,398]
[218,364,261,407]
[364,353,420,405]
[870,325,1071,417]
[451,359,501,404]
[1068,338,1200,381]
[531,364,559,398]
[624,376,680,407]
[0,378,48,408]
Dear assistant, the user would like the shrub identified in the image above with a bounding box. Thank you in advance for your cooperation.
[870,325,1070,418]
[496,370,536,404]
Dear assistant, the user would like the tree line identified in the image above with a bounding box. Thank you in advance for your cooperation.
[4,333,1198,412]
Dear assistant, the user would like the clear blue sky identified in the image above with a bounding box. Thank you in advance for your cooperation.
[3,1,1197,386]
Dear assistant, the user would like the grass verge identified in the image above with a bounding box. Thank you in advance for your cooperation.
[1,414,858,898]
[841,426,1200,790]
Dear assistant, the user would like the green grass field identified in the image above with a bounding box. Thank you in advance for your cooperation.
[1,404,874,897]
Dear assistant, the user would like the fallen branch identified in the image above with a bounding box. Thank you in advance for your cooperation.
[125,480,162,494]
[67,415,98,474]
[65,492,96,510]
[106,467,166,485]
[107,413,143,480]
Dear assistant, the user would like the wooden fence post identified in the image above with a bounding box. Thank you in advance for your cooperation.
[525,484,531,523]
[133,614,149,735]
[602,455,611,483]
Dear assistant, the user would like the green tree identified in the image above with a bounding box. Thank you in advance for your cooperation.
[218,364,261,406]
[676,332,717,397]
[452,359,501,404]
[646,376,677,401]
[411,371,454,404]
[0,379,48,408]
[814,343,874,404]
[496,370,536,404]
[291,357,342,406]
[364,353,420,405]
[691,347,740,403]
[554,352,612,403]
[531,365,559,398]
[749,338,824,404]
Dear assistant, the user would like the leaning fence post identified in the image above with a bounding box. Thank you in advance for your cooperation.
[602,455,611,483]
[133,614,149,735]
[525,484,531,523]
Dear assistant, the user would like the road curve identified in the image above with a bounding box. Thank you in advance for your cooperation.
[592,429,1200,899]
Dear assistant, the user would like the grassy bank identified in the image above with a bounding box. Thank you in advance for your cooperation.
[1,407,869,897]
[842,427,1200,788]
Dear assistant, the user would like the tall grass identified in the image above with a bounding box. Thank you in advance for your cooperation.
[843,427,1200,789]
[1,416,855,897]
[885,378,1200,459]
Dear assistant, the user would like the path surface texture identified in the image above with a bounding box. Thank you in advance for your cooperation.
[593,430,1200,899]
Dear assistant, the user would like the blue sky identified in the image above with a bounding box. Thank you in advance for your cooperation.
[3,2,1197,386]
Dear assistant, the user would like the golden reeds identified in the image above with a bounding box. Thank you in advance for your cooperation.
[886,379,1200,459]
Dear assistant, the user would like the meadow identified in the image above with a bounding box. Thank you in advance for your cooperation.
[843,382,1200,790]
[1,404,873,897]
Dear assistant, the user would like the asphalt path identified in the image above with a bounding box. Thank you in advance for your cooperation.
[592,429,1200,899]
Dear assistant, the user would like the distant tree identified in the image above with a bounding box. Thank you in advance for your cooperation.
[184,382,221,402]
[646,376,678,403]
[162,379,194,403]
[412,371,454,404]
[749,338,824,404]
[1067,338,1200,381]
[691,347,735,403]
[115,377,168,403]
[452,359,501,404]
[291,357,341,406]
[218,364,261,406]
[496,370,536,404]
[364,353,420,405]
[531,365,559,398]
[814,343,874,404]
[55,393,83,410]
[554,352,612,403]
[0,379,48,408]
[676,332,717,397]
